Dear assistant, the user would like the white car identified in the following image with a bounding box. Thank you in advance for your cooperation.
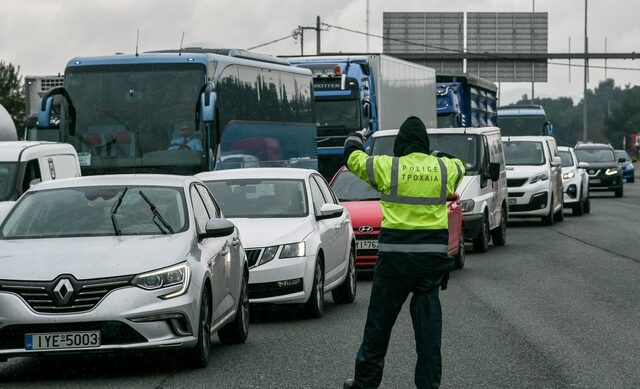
[558,146,590,215]
[197,168,356,318]
[0,175,249,367]
[503,136,564,225]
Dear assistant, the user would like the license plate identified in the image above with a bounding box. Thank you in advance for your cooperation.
[357,240,378,250]
[589,179,601,184]
[508,198,517,204]
[25,331,101,350]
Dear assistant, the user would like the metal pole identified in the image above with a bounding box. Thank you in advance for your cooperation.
[532,0,535,100]
[366,0,370,53]
[301,29,304,56]
[316,16,321,55]
[605,37,608,79]
[583,0,588,142]
[569,37,572,82]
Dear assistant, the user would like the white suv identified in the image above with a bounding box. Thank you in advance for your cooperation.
[558,146,590,216]
[503,136,564,225]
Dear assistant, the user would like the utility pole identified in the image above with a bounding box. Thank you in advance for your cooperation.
[296,16,322,56]
[366,0,370,52]
[532,0,535,101]
[317,16,321,55]
[583,0,589,142]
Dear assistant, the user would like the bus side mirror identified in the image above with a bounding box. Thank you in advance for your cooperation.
[37,96,54,129]
[201,92,217,123]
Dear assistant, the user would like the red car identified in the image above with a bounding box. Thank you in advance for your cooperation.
[330,166,465,270]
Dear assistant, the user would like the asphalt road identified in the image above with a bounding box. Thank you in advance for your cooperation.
[1,181,638,388]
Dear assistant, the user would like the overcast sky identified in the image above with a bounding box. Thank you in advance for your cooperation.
[2,0,640,105]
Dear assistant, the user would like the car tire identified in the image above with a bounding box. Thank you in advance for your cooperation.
[554,199,564,222]
[573,200,584,216]
[218,272,250,345]
[614,185,624,198]
[541,195,554,226]
[583,196,591,214]
[184,286,212,368]
[490,205,507,247]
[305,260,324,318]
[454,232,466,269]
[472,213,490,253]
[332,250,357,304]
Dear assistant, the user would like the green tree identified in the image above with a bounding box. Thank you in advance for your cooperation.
[0,61,26,137]
[604,84,640,149]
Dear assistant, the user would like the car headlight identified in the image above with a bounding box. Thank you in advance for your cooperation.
[280,242,306,258]
[460,199,475,213]
[132,263,191,299]
[605,168,619,176]
[529,172,549,184]
[562,171,575,180]
[259,246,279,266]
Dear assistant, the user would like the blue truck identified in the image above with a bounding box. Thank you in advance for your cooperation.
[435,73,498,128]
[289,54,437,178]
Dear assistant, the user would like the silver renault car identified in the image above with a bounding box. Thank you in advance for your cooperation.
[0,175,249,367]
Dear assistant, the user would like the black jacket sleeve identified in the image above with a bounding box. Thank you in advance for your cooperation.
[343,132,366,167]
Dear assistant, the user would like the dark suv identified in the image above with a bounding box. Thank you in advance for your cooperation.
[574,143,624,197]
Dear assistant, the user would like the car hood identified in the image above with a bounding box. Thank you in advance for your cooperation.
[341,200,382,229]
[0,234,194,281]
[582,161,618,170]
[455,176,474,198]
[229,217,313,248]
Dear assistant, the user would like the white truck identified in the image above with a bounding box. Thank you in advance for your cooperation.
[0,141,81,210]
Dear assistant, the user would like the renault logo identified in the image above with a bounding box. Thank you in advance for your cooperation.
[358,226,374,233]
[53,279,74,305]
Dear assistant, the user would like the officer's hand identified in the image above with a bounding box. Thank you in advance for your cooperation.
[356,127,370,141]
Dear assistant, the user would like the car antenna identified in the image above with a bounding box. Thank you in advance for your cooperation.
[135,28,140,57]
[178,32,185,56]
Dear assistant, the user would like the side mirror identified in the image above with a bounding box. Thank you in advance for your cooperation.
[37,96,54,129]
[577,162,589,169]
[317,203,343,220]
[618,157,627,163]
[200,91,217,123]
[551,156,562,167]
[488,162,501,182]
[201,218,235,238]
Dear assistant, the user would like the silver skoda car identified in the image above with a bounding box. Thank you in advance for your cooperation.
[0,175,249,367]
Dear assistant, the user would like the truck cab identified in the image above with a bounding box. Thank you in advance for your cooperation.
[0,141,81,203]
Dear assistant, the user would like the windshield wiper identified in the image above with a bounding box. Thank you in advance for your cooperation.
[110,187,128,236]
[138,190,174,234]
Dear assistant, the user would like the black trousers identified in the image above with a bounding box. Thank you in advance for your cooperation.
[353,271,445,389]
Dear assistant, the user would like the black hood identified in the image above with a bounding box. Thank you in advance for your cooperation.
[393,116,430,157]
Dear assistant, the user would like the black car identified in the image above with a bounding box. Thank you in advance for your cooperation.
[574,143,624,197]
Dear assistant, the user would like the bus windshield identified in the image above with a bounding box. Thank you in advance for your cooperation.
[216,122,317,170]
[498,115,548,136]
[61,63,206,175]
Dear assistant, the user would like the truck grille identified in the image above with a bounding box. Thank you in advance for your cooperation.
[0,275,133,314]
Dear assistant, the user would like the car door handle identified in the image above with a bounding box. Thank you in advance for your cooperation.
[221,248,229,256]
[232,238,240,247]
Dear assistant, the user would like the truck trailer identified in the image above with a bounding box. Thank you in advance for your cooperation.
[436,73,498,128]
[289,54,437,178]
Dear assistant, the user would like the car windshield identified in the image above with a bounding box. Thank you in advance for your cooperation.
[0,185,187,239]
[372,133,480,174]
[559,150,574,167]
[205,179,308,218]
[503,141,545,166]
[0,162,18,201]
[331,170,380,201]
[575,148,615,163]
[614,150,630,161]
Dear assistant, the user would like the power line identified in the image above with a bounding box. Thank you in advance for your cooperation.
[247,34,295,51]
[322,22,640,72]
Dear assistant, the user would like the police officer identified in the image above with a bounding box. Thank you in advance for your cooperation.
[343,116,465,389]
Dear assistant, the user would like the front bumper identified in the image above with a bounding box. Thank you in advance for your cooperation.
[354,231,379,269]
[562,176,582,205]
[0,284,199,359]
[588,173,622,191]
[247,254,314,304]
[462,213,483,240]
